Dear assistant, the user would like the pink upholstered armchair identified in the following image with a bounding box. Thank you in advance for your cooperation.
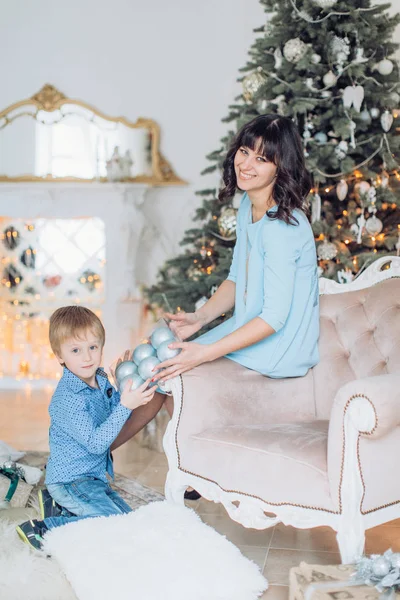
[163,256,400,563]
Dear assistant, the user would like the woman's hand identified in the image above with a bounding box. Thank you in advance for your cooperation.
[151,341,212,382]
[164,311,206,341]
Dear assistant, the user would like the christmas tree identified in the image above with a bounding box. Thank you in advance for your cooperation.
[146,0,400,331]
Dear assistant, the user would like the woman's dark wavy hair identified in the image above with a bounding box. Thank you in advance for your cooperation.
[219,114,312,225]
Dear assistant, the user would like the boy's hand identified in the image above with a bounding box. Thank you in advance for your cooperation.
[120,378,156,410]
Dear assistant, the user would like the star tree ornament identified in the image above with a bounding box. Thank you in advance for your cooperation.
[283,38,307,63]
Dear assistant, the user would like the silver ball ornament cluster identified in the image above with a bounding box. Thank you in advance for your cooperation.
[115,326,181,392]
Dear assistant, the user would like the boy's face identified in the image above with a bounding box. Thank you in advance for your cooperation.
[56,330,103,385]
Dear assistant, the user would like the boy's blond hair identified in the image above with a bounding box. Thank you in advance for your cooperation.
[49,306,105,357]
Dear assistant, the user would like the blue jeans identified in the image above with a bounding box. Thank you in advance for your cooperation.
[45,477,131,530]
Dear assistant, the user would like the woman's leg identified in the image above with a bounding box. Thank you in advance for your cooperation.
[111,391,166,451]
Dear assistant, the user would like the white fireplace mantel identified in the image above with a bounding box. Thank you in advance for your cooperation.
[0,182,153,370]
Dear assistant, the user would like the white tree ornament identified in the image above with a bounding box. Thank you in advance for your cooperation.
[283,38,307,63]
[342,85,364,112]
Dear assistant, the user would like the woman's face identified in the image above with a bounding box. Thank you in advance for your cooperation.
[234,145,277,193]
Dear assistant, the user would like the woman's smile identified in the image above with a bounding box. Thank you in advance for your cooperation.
[238,170,256,180]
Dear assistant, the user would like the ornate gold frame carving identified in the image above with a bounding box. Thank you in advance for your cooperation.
[0,84,186,186]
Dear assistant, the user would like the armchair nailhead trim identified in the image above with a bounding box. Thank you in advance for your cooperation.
[174,377,400,516]
[337,393,400,515]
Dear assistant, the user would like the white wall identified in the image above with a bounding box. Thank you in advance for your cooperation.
[0,0,264,286]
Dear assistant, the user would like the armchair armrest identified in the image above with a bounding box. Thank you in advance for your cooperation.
[327,374,400,512]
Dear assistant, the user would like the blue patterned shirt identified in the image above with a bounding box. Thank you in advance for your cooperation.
[45,367,131,485]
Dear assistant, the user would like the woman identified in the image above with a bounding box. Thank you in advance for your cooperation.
[152,114,319,385]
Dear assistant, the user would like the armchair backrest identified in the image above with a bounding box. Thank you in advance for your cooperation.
[313,259,400,419]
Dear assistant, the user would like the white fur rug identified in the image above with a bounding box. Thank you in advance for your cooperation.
[0,519,77,600]
[44,501,268,600]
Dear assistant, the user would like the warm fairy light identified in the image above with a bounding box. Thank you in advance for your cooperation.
[354,170,363,179]
[337,225,342,229]
[373,249,377,253]
[206,251,212,256]
[324,187,330,193]
[378,233,385,240]
[344,239,350,244]
[392,203,397,209]
[371,236,376,242]
[343,210,348,216]
[177,306,181,312]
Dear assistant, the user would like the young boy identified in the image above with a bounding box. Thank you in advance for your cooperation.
[17,305,156,550]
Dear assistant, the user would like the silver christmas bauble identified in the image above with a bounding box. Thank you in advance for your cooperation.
[377,59,394,75]
[370,107,380,119]
[390,92,400,105]
[390,553,400,570]
[371,556,391,577]
[242,71,267,102]
[133,343,156,366]
[314,132,328,144]
[358,181,371,194]
[336,179,348,201]
[115,360,138,384]
[323,70,337,88]
[157,340,181,362]
[311,53,321,64]
[381,110,393,132]
[365,215,383,236]
[317,240,338,260]
[360,109,372,124]
[150,326,175,350]
[138,356,161,380]
[283,38,307,63]
[218,207,237,239]
[312,0,337,8]
[119,373,145,392]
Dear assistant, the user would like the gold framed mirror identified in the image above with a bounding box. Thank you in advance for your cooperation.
[0,84,186,186]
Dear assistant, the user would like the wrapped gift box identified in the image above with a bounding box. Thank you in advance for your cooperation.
[0,473,33,508]
[289,562,400,600]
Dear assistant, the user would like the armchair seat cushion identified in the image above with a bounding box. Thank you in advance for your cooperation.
[182,420,337,513]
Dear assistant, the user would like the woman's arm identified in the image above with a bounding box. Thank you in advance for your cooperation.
[195,279,236,325]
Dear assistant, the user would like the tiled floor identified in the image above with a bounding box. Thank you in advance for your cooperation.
[2,387,399,600]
